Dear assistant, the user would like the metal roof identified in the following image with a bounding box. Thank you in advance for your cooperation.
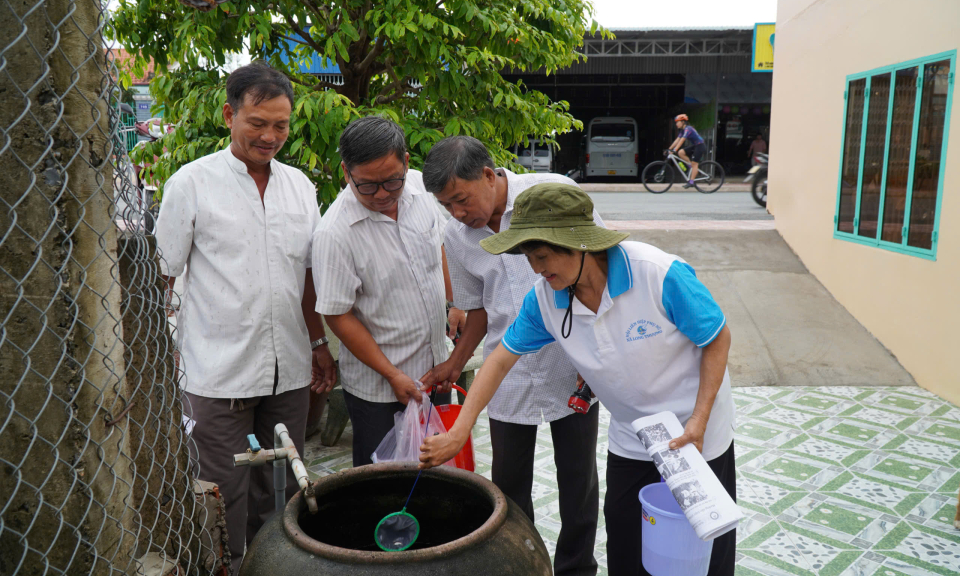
[606,26,754,32]
[278,43,341,74]
[278,28,755,78]
[509,55,751,76]
[593,28,754,40]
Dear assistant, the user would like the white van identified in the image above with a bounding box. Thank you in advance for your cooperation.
[585,117,639,177]
[513,139,554,173]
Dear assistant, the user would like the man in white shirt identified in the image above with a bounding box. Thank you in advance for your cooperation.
[420,136,601,576]
[155,62,336,572]
[312,117,462,466]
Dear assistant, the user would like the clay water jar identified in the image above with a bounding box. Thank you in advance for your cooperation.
[240,462,552,575]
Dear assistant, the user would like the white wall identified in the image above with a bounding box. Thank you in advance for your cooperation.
[768,0,960,403]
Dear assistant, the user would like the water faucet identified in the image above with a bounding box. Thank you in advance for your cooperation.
[234,423,319,515]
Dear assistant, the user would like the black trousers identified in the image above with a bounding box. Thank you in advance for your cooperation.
[343,389,451,467]
[490,403,600,576]
[604,442,737,576]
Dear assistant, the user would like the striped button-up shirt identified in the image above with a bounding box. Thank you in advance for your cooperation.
[444,169,603,424]
[312,170,449,403]
[156,148,319,398]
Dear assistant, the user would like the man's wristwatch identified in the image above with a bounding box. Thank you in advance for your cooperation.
[310,337,329,350]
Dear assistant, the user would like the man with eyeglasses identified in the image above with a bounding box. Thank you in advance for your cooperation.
[312,116,463,466]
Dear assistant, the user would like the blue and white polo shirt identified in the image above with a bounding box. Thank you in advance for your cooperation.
[501,241,735,462]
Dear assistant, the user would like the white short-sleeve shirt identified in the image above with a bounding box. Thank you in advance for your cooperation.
[155,148,319,398]
[444,168,603,424]
[312,170,449,403]
[501,241,735,461]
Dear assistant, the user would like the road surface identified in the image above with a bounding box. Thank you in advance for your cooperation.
[586,191,771,221]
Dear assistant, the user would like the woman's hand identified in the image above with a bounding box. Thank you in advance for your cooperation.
[417,344,521,469]
[669,416,708,453]
[419,428,468,469]
[672,326,730,453]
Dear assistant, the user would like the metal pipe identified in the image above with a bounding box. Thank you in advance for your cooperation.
[274,423,318,514]
[234,447,295,467]
[232,423,319,515]
[273,426,286,515]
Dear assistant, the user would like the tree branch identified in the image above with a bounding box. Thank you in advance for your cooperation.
[301,0,329,25]
[356,35,386,74]
[288,73,342,93]
[278,33,312,48]
[380,55,401,84]
[375,84,422,105]
[354,1,373,47]
[373,57,418,104]
[277,14,324,54]
[304,0,340,38]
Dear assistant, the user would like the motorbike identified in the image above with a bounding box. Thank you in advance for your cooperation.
[745,152,768,208]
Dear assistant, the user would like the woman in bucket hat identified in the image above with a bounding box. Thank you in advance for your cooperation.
[419,183,737,576]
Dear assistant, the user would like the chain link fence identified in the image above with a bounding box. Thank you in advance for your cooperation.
[1,0,225,574]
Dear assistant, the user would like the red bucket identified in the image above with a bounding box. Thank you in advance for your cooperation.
[435,384,475,472]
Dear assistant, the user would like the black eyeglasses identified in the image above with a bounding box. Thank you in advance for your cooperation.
[346,166,407,196]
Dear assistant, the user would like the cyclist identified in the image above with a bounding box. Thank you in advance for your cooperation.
[667,114,707,188]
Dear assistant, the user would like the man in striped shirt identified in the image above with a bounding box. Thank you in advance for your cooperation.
[420,136,601,576]
[312,117,462,466]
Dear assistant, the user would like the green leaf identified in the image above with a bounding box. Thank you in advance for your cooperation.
[111,0,603,211]
[290,138,303,155]
[444,118,461,136]
[341,18,360,41]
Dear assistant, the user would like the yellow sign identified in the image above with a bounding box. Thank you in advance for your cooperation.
[752,23,775,72]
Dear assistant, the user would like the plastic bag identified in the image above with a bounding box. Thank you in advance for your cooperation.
[371,392,454,466]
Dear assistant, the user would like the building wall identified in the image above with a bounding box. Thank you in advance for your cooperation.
[132,86,154,122]
[685,73,772,104]
[768,0,960,403]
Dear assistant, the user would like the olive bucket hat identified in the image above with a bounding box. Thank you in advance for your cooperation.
[480,183,629,255]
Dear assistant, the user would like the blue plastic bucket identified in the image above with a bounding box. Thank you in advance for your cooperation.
[638,483,713,576]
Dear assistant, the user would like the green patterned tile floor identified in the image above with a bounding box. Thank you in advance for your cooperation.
[304,386,960,575]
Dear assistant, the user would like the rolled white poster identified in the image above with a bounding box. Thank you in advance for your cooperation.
[632,411,742,541]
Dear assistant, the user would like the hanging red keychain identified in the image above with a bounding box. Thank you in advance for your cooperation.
[568,379,593,414]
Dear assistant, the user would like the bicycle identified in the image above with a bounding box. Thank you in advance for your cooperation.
[642,150,725,194]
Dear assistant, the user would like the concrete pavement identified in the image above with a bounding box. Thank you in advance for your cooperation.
[583,188,914,387]
[618,227,916,387]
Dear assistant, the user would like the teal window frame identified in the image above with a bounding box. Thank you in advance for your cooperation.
[833,50,956,260]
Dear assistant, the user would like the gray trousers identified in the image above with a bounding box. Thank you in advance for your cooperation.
[184,386,309,573]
